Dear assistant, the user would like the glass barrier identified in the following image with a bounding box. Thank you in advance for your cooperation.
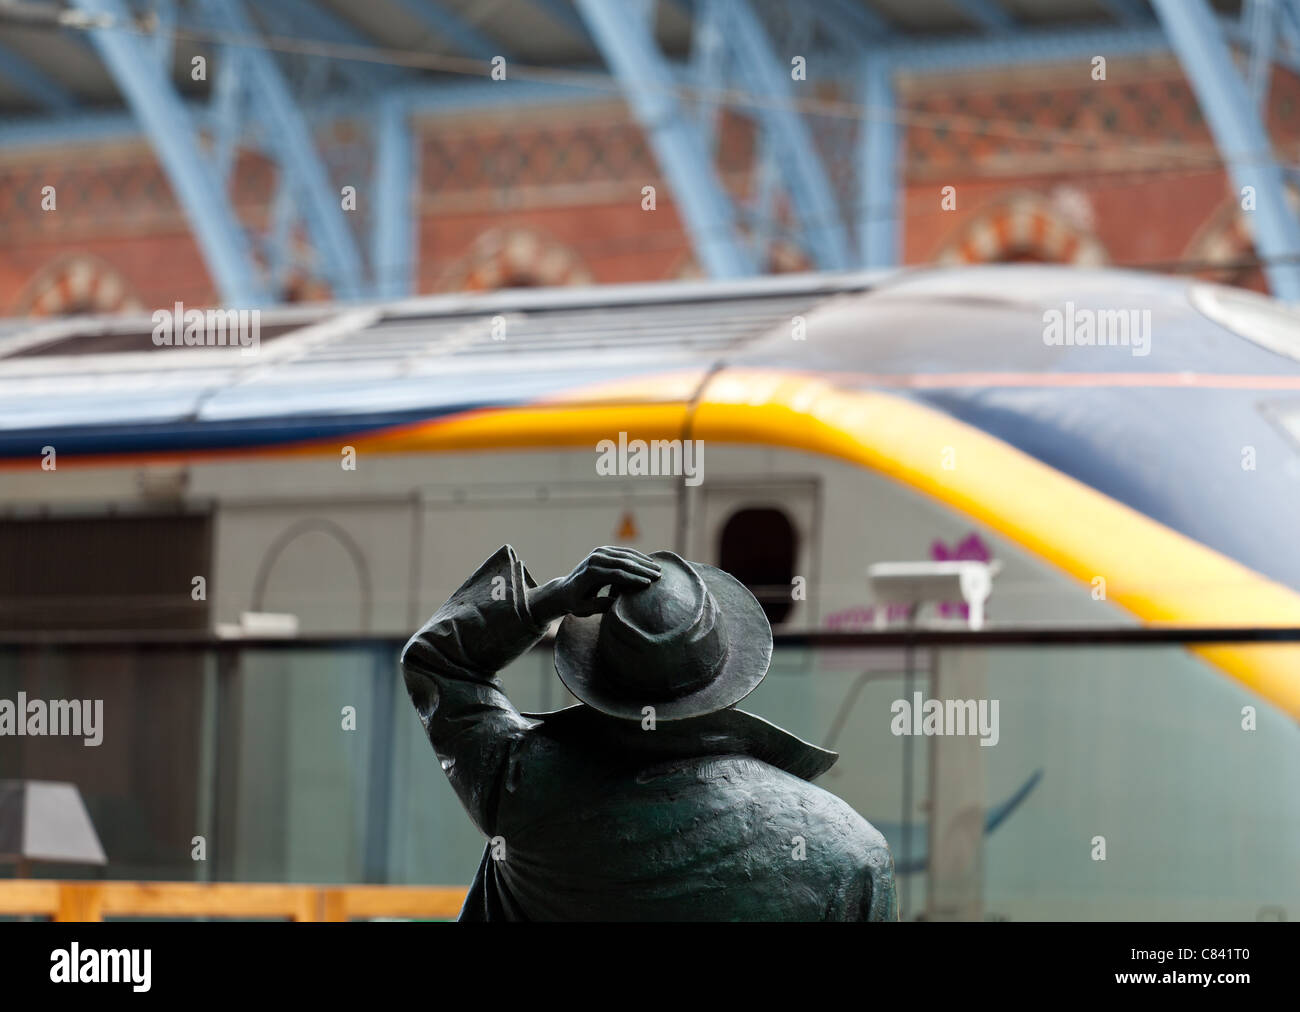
[0,635,1296,920]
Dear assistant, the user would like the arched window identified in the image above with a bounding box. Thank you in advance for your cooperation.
[436,227,593,291]
[14,254,143,317]
[935,193,1107,267]
[718,508,798,625]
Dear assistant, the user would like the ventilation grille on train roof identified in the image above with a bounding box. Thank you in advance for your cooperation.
[0,305,332,359]
[298,294,819,365]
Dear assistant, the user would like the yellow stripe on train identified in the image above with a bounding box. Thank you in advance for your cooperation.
[349,368,1300,720]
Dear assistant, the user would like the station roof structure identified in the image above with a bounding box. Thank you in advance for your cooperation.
[0,0,1297,303]
[0,0,1188,112]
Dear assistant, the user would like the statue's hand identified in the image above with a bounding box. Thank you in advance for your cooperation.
[527,546,661,624]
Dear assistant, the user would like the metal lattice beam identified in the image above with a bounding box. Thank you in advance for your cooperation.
[1281,0,1300,59]
[258,0,406,92]
[1224,11,1300,78]
[575,0,756,277]
[70,0,269,305]
[194,0,366,300]
[687,0,726,156]
[1152,0,1300,301]
[372,94,417,298]
[1243,0,1277,109]
[146,0,176,72]
[717,0,852,270]
[859,55,898,268]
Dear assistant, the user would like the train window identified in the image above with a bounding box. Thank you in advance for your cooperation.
[718,508,798,626]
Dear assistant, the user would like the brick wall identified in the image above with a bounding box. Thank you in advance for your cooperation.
[1,61,1295,314]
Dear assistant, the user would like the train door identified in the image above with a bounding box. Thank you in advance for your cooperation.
[688,479,819,630]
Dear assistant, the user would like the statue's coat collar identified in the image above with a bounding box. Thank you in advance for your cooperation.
[519,704,838,782]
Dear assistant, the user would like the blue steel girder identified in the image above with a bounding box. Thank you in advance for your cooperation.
[1224,11,1300,77]
[574,0,756,277]
[388,0,509,61]
[0,42,77,112]
[70,0,269,305]
[372,94,418,299]
[193,0,366,300]
[1285,0,1300,37]
[209,43,244,184]
[688,0,726,156]
[1244,0,1277,109]
[258,0,405,92]
[1152,0,1300,301]
[859,54,898,268]
[147,0,177,73]
[716,0,852,270]
[1282,0,1300,60]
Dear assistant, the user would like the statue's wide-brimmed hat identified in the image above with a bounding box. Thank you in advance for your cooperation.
[554,551,772,722]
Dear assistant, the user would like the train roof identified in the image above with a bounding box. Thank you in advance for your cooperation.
[6,264,1300,437]
[0,268,882,431]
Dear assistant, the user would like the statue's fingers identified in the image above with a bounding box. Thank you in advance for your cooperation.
[618,560,661,581]
[597,546,660,568]
[587,565,655,587]
[592,548,661,576]
[590,550,660,578]
[601,562,660,584]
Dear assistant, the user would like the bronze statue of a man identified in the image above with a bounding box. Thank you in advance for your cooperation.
[401,545,898,921]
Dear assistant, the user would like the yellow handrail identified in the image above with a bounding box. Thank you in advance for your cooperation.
[0,880,467,922]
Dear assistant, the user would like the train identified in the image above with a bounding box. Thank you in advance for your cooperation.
[0,264,1296,918]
